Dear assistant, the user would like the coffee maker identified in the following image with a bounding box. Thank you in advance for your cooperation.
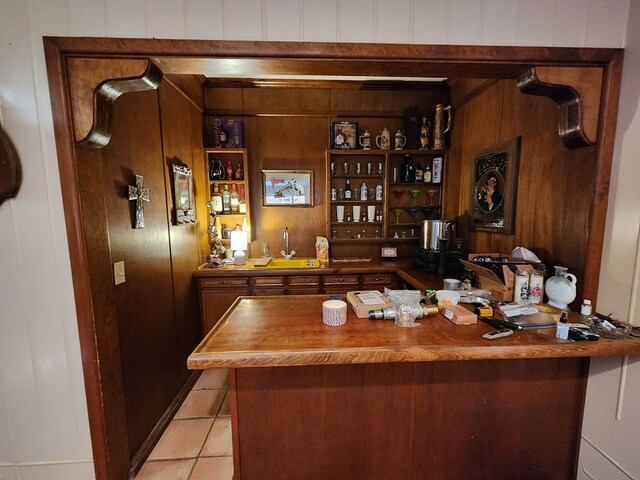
[412,219,466,274]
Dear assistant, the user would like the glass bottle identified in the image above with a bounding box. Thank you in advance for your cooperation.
[238,187,247,214]
[401,155,414,183]
[414,163,424,183]
[222,184,231,213]
[344,178,352,200]
[360,182,368,201]
[211,184,223,214]
[226,160,233,180]
[234,163,244,180]
[230,184,239,213]
[423,165,432,183]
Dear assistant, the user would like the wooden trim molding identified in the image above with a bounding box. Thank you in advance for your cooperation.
[516,66,604,148]
[66,58,163,147]
[0,121,21,205]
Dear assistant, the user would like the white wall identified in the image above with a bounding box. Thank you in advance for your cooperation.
[0,1,634,479]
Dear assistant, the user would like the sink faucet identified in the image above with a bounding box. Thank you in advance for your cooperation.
[281,227,296,260]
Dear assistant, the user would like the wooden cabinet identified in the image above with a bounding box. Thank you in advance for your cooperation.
[205,148,251,248]
[322,274,359,294]
[287,275,321,295]
[326,150,445,249]
[199,277,250,334]
[252,276,286,296]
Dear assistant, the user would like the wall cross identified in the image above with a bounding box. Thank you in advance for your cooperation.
[128,174,150,229]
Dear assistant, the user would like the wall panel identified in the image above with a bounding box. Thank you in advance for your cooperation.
[224,0,264,40]
[185,0,225,39]
[302,0,337,41]
[338,0,374,42]
[265,0,301,41]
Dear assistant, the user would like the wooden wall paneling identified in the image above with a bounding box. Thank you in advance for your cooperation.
[164,74,206,110]
[74,145,131,480]
[100,89,183,457]
[244,115,329,257]
[242,87,332,114]
[412,358,588,479]
[158,80,205,382]
[234,364,415,479]
[204,87,244,112]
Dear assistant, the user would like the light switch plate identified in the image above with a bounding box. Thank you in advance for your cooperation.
[114,261,126,285]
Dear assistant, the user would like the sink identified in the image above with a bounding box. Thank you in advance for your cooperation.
[252,258,319,269]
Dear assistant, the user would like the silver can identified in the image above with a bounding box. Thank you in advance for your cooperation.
[528,273,544,304]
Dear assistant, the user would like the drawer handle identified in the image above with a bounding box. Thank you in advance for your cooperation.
[223,281,229,284]
[337,278,343,282]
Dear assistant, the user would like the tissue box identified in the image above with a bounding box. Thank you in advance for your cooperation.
[346,291,394,318]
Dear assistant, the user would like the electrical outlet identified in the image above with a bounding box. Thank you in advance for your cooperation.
[114,261,126,285]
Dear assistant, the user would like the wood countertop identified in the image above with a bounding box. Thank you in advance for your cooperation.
[188,295,640,369]
[194,259,442,291]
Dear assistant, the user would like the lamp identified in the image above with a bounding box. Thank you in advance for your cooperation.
[230,230,248,265]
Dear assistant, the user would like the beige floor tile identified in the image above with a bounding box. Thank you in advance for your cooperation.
[201,418,233,457]
[135,459,194,480]
[175,389,225,419]
[190,457,234,480]
[193,369,229,389]
[218,390,230,417]
[148,418,213,460]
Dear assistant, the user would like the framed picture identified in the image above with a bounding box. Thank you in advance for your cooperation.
[172,164,196,224]
[331,121,358,149]
[470,137,521,234]
[262,170,314,206]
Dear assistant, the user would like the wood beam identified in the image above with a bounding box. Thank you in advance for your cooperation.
[517,66,603,148]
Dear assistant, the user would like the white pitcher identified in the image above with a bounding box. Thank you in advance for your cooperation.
[545,266,577,310]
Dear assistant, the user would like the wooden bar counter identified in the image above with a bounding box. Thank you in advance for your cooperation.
[188,295,640,480]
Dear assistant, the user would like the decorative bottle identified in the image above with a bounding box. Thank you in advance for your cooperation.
[401,155,414,183]
[230,184,239,213]
[344,179,352,200]
[222,185,231,213]
[360,182,368,201]
[226,161,234,180]
[545,266,577,310]
[211,184,223,214]
[419,117,430,150]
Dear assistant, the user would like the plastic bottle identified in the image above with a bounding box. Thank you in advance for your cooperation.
[556,311,569,340]
[580,299,592,317]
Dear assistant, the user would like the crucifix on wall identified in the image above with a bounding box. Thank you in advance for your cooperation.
[128,174,150,228]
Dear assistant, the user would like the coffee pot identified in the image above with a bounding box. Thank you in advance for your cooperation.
[375,127,391,150]
[545,266,577,310]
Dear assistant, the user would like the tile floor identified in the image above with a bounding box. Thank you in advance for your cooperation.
[135,369,233,480]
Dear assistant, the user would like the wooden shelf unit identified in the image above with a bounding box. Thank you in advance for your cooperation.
[205,148,251,246]
[326,149,445,247]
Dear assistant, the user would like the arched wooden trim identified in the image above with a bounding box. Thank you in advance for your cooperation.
[67,59,163,147]
[0,121,22,205]
[516,66,603,149]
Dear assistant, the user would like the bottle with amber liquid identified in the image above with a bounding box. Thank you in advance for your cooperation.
[230,184,240,213]
[238,188,247,214]
[211,184,223,214]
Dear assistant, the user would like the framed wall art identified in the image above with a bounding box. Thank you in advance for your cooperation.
[470,137,521,234]
[262,170,314,206]
[172,164,196,224]
[331,121,358,149]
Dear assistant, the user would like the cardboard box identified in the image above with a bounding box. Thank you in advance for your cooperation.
[442,305,477,325]
[461,253,545,302]
[346,291,394,318]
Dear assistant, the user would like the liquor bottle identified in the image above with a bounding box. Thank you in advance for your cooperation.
[238,188,247,214]
[360,182,368,201]
[230,184,240,213]
[414,163,424,183]
[344,178,352,200]
[401,155,414,183]
[234,163,244,180]
[211,184,223,214]
[226,161,233,180]
[222,184,231,213]
[423,165,432,183]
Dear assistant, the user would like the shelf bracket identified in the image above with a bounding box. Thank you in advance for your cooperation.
[516,66,603,149]
[66,58,163,148]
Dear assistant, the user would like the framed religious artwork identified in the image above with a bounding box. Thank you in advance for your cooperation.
[470,137,521,234]
[172,165,196,224]
[331,121,358,149]
[262,170,314,206]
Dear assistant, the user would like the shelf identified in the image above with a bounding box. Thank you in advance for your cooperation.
[216,212,247,217]
[389,183,441,188]
[328,149,446,155]
[388,237,421,242]
[331,221,383,225]
[210,179,246,184]
[329,238,387,243]
[205,148,247,154]
[388,222,421,227]
[388,205,440,209]
[330,200,383,204]
[330,175,383,179]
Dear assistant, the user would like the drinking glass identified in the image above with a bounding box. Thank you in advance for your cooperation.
[409,189,421,205]
[392,208,404,224]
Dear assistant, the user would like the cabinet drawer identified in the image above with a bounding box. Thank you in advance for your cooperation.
[323,275,359,286]
[253,276,285,287]
[253,287,286,296]
[287,286,321,295]
[201,277,249,288]
[362,274,392,285]
[288,275,320,286]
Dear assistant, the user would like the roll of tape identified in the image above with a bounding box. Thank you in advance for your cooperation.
[322,300,347,327]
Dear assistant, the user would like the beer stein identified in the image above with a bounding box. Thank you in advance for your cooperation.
[375,127,391,150]
[433,104,452,150]
[359,130,372,150]
[394,130,407,150]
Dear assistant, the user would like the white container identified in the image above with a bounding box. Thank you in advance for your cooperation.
[367,205,376,222]
[545,266,577,310]
[435,290,461,308]
[514,271,529,304]
[336,205,345,222]
[528,273,544,304]
[352,205,361,222]
[322,300,347,327]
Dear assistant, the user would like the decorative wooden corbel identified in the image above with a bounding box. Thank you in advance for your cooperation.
[516,66,603,149]
[66,58,163,148]
[0,121,22,206]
